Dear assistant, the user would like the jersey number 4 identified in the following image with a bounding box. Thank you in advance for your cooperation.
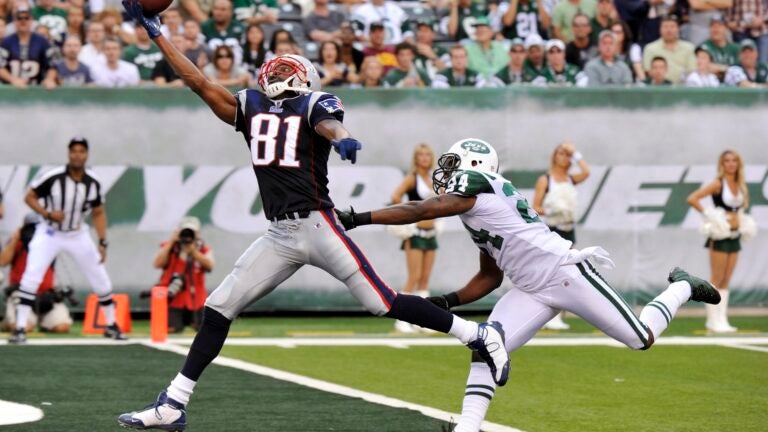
[249,114,301,167]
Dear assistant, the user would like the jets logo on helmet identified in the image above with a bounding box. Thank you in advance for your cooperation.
[258,54,321,99]
[432,138,499,194]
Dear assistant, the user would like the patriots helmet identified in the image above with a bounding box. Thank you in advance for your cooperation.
[432,138,499,194]
[258,54,321,99]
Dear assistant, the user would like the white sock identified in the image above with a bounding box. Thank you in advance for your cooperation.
[455,363,497,432]
[639,281,691,339]
[102,303,116,326]
[15,304,32,331]
[448,316,479,344]
[167,373,196,406]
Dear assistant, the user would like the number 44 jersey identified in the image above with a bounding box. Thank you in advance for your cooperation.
[234,90,345,220]
[446,169,573,292]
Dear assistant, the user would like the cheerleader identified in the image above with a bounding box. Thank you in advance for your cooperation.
[687,150,756,333]
[389,144,438,333]
[533,141,590,330]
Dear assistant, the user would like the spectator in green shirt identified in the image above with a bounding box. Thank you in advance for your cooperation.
[590,0,618,44]
[31,0,67,42]
[122,23,163,81]
[485,37,538,86]
[724,39,768,86]
[552,0,598,42]
[466,17,511,78]
[699,15,740,76]
[383,42,432,87]
[446,0,488,41]
[643,56,673,85]
[432,45,481,87]
[642,16,696,83]
[534,38,587,85]
[524,33,547,77]
[201,0,245,63]
[413,21,449,80]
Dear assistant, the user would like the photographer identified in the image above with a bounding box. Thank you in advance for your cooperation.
[0,214,74,333]
[153,217,214,333]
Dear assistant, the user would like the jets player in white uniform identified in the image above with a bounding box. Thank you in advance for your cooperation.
[336,138,722,432]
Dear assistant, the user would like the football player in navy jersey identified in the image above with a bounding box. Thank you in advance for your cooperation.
[117,0,509,429]
[0,5,55,87]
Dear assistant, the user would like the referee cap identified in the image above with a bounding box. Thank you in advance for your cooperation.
[68,136,89,149]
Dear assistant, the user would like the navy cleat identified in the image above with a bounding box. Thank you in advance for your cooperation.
[118,391,187,431]
[8,329,27,344]
[104,323,128,340]
[668,267,721,304]
[467,321,510,386]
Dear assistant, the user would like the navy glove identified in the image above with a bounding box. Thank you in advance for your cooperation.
[122,0,162,39]
[331,138,362,164]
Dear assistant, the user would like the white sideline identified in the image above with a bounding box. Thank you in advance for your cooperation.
[144,342,523,432]
[0,400,44,426]
[2,336,768,347]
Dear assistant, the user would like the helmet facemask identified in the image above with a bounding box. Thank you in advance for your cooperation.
[432,152,463,194]
[259,55,312,99]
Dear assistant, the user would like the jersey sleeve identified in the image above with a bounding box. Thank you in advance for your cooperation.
[30,169,57,198]
[309,93,345,129]
[446,170,494,197]
[233,89,248,131]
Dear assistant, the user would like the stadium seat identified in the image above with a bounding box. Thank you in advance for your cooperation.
[262,22,307,45]
[303,41,320,62]
[278,3,303,22]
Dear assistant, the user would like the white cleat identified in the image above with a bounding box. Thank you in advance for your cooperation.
[468,321,510,386]
[118,391,187,431]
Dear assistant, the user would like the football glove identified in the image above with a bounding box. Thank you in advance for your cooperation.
[122,0,162,39]
[334,207,357,231]
[426,292,461,311]
[331,138,362,164]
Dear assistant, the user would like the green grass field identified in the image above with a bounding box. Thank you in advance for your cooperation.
[1,315,767,431]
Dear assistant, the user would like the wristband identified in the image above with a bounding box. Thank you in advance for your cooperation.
[571,151,583,163]
[99,239,109,248]
[444,292,461,308]
[353,211,372,227]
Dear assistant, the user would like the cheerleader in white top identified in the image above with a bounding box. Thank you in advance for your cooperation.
[687,150,756,333]
[532,141,590,330]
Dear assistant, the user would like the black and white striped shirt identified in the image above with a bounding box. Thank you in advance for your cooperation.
[31,166,104,232]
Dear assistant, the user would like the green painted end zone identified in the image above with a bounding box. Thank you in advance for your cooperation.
[0,345,447,431]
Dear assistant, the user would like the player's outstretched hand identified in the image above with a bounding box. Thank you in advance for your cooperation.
[426,295,451,311]
[331,138,362,164]
[334,207,357,231]
[122,0,161,39]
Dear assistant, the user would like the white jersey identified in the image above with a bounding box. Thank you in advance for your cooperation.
[446,169,572,291]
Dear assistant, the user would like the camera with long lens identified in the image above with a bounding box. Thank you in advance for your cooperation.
[167,273,186,299]
[179,228,196,245]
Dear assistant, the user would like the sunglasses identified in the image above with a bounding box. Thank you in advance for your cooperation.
[15,15,32,21]
[217,54,232,58]
[548,48,563,53]
[511,48,525,53]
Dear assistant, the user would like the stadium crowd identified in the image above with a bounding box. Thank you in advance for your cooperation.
[0,0,766,88]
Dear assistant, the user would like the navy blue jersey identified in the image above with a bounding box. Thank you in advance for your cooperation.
[234,90,345,220]
[0,33,54,84]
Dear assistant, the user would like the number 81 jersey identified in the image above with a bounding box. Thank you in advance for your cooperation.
[446,169,572,292]
[234,89,344,220]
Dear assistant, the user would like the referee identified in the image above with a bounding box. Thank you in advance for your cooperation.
[8,137,126,343]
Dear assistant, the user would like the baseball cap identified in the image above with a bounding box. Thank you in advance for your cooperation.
[597,29,615,41]
[524,33,545,49]
[710,13,725,25]
[740,39,757,51]
[369,22,385,31]
[509,37,524,50]
[471,17,492,27]
[545,39,566,51]
[14,4,31,17]
[23,213,42,226]
[178,216,201,233]
[414,19,435,29]
[68,136,89,149]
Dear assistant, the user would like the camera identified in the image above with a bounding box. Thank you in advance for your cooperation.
[179,228,196,245]
[167,273,186,299]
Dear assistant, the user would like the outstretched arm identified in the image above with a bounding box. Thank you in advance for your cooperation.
[428,252,504,309]
[336,194,476,229]
[123,0,236,124]
[315,119,362,164]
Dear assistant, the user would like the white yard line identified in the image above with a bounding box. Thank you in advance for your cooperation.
[144,342,523,432]
[718,343,768,353]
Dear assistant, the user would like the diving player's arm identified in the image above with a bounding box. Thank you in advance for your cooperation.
[686,179,720,213]
[336,194,476,229]
[428,252,504,309]
[122,0,235,124]
[154,36,236,124]
[532,175,548,215]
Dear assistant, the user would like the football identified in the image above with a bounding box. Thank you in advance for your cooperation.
[139,0,172,16]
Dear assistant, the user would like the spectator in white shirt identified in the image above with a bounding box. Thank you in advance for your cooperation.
[90,37,140,87]
[351,0,409,45]
[78,21,107,68]
[686,46,720,87]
